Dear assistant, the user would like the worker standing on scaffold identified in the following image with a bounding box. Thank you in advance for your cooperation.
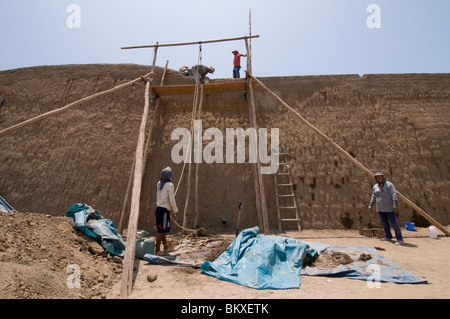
[232,50,247,78]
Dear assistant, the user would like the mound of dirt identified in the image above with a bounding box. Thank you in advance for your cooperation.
[0,211,123,299]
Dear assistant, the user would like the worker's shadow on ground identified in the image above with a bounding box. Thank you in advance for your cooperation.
[399,242,418,248]
[386,241,418,248]
[132,258,141,287]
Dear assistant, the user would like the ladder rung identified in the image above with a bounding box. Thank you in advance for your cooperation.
[274,150,302,232]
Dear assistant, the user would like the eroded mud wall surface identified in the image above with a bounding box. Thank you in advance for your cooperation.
[0,64,448,232]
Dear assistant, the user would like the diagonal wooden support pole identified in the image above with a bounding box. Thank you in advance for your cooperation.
[0,72,152,139]
[248,72,449,237]
[118,60,169,235]
[120,78,152,298]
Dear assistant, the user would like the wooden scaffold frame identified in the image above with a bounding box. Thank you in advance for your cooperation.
[117,14,268,297]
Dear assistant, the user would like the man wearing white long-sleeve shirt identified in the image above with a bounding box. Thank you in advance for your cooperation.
[155,167,179,254]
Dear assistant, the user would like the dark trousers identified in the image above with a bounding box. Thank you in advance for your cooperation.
[378,211,403,241]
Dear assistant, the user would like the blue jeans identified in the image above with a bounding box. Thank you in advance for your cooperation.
[378,211,403,241]
[233,66,241,78]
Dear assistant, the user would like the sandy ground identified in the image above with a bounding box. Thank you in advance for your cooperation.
[1,211,448,301]
[108,226,450,300]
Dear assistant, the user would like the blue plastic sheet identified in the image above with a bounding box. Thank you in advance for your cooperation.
[0,195,15,213]
[65,203,125,258]
[200,226,329,290]
[200,227,427,290]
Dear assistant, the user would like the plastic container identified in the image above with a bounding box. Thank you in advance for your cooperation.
[135,237,155,259]
[405,222,415,231]
[428,226,438,239]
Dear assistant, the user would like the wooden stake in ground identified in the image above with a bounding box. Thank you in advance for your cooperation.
[248,72,449,237]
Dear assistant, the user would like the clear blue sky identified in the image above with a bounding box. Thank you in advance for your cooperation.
[1,0,449,79]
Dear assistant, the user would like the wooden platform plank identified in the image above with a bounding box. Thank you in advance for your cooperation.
[151,80,252,96]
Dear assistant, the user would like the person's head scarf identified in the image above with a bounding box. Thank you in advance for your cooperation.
[158,167,172,190]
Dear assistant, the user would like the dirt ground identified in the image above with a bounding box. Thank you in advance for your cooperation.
[0,211,122,299]
[110,226,450,300]
[2,210,447,300]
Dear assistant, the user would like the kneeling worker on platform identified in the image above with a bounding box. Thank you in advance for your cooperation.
[191,65,215,84]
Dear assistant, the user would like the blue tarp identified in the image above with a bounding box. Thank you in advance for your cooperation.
[0,195,15,213]
[65,203,125,258]
[200,226,329,290]
[200,227,427,290]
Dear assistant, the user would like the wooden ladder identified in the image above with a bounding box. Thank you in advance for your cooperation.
[274,150,302,232]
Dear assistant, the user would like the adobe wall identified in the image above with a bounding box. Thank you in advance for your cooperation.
[0,64,448,233]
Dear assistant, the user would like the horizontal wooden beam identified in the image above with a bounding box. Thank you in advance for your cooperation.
[121,35,260,50]
[151,79,256,96]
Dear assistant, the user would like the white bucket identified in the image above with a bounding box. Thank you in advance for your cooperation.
[428,226,438,239]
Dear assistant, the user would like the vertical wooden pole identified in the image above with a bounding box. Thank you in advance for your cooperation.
[120,44,158,298]
[248,81,269,233]
[246,9,270,233]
